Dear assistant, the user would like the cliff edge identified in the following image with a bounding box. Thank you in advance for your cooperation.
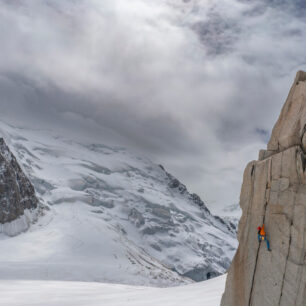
[0,138,39,235]
[221,71,306,306]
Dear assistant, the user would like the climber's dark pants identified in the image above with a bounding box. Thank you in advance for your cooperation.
[258,234,270,250]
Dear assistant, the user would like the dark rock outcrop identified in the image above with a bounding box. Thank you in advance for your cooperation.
[0,138,38,224]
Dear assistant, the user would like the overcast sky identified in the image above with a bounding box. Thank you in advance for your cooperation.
[1,0,306,209]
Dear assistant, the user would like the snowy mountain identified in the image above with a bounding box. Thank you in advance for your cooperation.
[0,120,237,286]
[218,203,241,233]
[206,202,241,234]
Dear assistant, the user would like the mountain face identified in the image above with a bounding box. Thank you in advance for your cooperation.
[217,203,241,234]
[0,137,39,236]
[221,71,306,306]
[0,120,237,286]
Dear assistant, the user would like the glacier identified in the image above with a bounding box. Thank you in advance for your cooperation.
[0,120,237,286]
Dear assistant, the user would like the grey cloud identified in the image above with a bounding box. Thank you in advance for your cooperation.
[192,12,240,56]
[242,5,267,17]
[0,71,198,157]
[255,128,270,143]
[1,0,306,208]
[238,0,306,16]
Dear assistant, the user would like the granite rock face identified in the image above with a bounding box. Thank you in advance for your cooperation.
[221,71,306,306]
[0,138,38,224]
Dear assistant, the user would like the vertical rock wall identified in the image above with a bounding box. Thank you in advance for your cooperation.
[221,71,306,306]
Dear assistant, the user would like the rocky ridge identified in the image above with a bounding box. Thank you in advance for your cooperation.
[221,71,306,306]
[0,138,39,235]
[162,166,238,236]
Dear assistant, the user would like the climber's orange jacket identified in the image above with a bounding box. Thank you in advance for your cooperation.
[259,224,266,236]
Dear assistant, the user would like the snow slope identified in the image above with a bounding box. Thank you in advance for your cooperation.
[0,120,237,286]
[0,274,226,306]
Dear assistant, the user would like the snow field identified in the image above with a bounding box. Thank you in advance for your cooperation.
[0,275,226,306]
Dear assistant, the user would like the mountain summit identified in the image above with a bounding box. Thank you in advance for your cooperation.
[221,71,306,306]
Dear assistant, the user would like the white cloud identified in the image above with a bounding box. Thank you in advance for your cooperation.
[1,0,306,208]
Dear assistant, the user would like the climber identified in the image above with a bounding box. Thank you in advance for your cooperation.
[257,225,271,251]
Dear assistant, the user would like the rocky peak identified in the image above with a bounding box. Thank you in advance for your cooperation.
[161,165,237,236]
[221,71,306,306]
[260,70,306,160]
[162,166,209,211]
[0,137,38,227]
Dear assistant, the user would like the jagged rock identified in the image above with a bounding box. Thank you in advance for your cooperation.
[221,72,306,306]
[0,138,38,225]
[129,208,145,227]
[163,168,208,209]
[268,70,306,152]
[189,193,205,207]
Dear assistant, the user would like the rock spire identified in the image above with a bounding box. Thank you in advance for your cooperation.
[221,71,306,306]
